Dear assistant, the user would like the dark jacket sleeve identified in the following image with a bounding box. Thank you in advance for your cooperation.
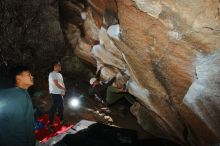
[94,77,116,93]
[95,69,101,81]
[0,97,27,146]
[0,90,35,146]
[103,77,116,87]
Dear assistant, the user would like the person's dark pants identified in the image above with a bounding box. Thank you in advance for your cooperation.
[49,94,64,124]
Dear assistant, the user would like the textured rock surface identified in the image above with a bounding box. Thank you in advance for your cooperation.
[1,0,220,145]
[0,0,65,70]
[61,0,220,145]
[0,0,92,90]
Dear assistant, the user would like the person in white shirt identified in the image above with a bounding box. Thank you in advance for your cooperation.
[48,61,66,127]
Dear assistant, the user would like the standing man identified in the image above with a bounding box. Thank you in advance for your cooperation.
[48,61,66,127]
[0,65,35,146]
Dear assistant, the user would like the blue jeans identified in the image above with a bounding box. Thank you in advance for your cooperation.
[49,94,64,124]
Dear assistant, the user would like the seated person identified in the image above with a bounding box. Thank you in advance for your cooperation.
[89,68,116,103]
[106,76,135,105]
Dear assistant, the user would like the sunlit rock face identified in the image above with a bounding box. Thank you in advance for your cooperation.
[62,0,220,145]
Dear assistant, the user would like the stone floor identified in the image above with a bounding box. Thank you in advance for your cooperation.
[33,88,153,140]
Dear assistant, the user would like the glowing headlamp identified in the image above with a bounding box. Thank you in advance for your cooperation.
[69,98,80,108]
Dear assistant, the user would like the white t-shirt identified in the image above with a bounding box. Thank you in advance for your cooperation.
[48,71,65,94]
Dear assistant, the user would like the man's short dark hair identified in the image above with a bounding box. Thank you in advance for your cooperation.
[11,65,30,84]
[52,61,61,67]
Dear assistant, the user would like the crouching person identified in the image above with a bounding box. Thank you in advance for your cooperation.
[89,67,116,103]
[106,76,135,105]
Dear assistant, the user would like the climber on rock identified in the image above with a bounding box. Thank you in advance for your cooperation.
[89,67,135,106]
[89,67,116,104]
[106,75,135,105]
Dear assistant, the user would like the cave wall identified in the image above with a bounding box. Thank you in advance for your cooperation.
[61,0,220,145]
[1,0,220,145]
[0,0,94,90]
[0,0,66,71]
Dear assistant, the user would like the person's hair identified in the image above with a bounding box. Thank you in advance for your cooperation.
[11,65,31,84]
[115,75,130,89]
[115,78,124,89]
[52,61,61,68]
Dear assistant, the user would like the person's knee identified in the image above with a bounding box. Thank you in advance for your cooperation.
[105,96,114,105]
[107,86,116,91]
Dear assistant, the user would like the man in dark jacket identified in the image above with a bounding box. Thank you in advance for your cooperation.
[0,66,35,146]
[89,68,116,103]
